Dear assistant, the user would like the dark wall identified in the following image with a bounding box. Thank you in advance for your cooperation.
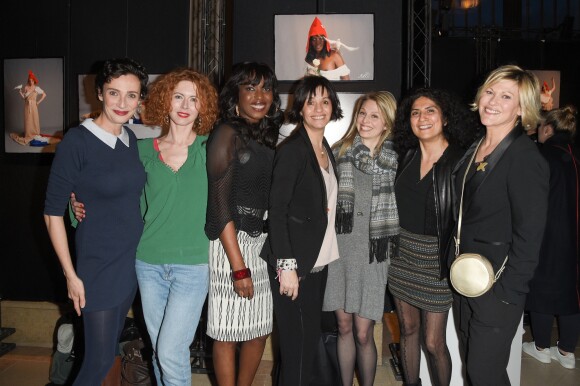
[430,36,580,110]
[231,0,404,97]
[0,0,190,301]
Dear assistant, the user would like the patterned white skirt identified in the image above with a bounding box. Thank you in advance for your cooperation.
[207,231,273,341]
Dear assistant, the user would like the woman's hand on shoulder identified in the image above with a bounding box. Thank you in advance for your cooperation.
[279,269,299,301]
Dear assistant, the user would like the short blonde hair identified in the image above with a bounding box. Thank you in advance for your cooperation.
[334,91,397,157]
[471,65,541,130]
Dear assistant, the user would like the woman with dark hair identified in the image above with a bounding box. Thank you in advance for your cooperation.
[261,75,343,385]
[205,62,284,386]
[70,67,219,386]
[451,65,548,385]
[523,105,579,370]
[304,17,350,80]
[388,88,479,386]
[44,57,148,385]
[323,91,399,386]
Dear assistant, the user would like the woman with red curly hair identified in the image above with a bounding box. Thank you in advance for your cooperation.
[72,67,218,386]
[135,68,218,386]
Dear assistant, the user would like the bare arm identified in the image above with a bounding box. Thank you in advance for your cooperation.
[37,91,46,105]
[44,214,85,315]
[333,51,350,80]
[219,221,254,299]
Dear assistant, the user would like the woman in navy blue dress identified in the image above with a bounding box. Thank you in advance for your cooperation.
[44,58,148,386]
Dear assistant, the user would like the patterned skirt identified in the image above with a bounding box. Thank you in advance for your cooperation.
[387,228,452,312]
[207,231,273,341]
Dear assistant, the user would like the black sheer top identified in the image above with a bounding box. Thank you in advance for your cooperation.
[205,122,274,240]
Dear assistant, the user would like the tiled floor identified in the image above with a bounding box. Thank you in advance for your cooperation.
[1,315,578,386]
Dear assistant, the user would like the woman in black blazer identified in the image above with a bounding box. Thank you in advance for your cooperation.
[450,65,549,385]
[261,76,343,386]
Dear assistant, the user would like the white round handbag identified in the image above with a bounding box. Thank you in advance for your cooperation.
[450,252,506,297]
[450,139,508,298]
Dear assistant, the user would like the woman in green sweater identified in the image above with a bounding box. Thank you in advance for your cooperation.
[73,68,218,386]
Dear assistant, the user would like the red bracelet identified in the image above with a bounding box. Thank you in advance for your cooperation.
[232,268,251,281]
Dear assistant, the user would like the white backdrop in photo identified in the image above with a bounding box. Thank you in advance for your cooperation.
[4,58,64,153]
[275,14,374,81]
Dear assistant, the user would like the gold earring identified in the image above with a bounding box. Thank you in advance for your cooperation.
[235,106,240,116]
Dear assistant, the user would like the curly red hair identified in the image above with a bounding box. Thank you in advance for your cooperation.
[142,68,218,135]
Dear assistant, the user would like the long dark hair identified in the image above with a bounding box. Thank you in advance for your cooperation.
[305,36,331,63]
[218,62,283,149]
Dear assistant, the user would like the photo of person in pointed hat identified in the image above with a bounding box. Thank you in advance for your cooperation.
[10,70,61,146]
[540,76,556,111]
[305,16,352,80]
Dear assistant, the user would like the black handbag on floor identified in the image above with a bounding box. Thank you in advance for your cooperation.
[310,311,341,386]
[121,338,152,386]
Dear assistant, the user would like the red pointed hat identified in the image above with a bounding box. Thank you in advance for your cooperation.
[306,17,331,52]
[28,70,39,84]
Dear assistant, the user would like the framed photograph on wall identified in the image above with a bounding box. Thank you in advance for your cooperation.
[530,70,561,112]
[3,57,64,153]
[77,73,162,139]
[274,14,374,83]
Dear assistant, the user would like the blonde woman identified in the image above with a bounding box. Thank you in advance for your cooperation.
[451,65,549,385]
[323,91,398,386]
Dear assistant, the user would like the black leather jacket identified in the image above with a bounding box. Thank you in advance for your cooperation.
[396,144,465,279]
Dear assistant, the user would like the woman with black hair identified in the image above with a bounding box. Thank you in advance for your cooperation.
[388,88,479,386]
[44,58,148,386]
[261,75,343,386]
[205,62,284,386]
[304,17,350,80]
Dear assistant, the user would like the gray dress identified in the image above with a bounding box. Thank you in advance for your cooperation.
[323,168,389,321]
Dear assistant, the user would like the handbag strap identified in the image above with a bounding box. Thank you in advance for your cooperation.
[454,137,510,282]
[454,138,483,257]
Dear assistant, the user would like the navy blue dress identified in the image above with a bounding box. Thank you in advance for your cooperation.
[44,124,146,312]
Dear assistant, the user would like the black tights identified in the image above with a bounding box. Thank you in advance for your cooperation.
[394,298,451,386]
[72,290,135,386]
[335,309,377,386]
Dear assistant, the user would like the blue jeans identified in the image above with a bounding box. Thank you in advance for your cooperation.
[136,260,209,386]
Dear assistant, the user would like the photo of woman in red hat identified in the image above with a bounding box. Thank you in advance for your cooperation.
[10,70,61,146]
[305,17,352,80]
[540,76,556,111]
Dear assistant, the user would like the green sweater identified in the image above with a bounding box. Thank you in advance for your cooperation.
[136,136,209,265]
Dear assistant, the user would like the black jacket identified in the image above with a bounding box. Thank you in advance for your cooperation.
[450,130,549,305]
[260,125,338,277]
[396,144,465,279]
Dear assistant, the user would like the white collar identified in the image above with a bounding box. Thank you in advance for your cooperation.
[82,118,130,149]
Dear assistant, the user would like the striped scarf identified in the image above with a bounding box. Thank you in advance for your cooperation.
[335,135,399,263]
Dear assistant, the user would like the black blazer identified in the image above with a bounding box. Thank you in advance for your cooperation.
[450,128,549,305]
[261,125,338,278]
